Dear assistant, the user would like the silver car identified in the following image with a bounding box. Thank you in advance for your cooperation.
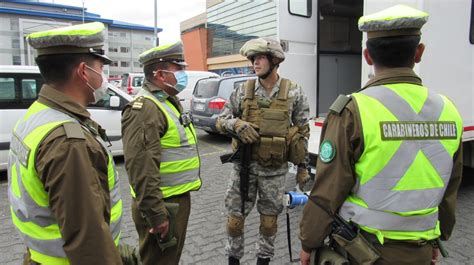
[191,75,256,134]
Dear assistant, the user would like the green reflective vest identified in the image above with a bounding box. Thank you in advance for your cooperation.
[339,83,462,244]
[130,90,201,199]
[8,101,122,265]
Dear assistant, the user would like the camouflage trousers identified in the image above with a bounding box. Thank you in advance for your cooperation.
[224,166,286,259]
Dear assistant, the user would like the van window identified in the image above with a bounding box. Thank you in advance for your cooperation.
[0,73,43,108]
[194,79,220,98]
[0,78,15,101]
[21,79,37,99]
[289,0,312,18]
[471,0,474,44]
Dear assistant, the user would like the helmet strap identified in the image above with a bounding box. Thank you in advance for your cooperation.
[260,54,276,80]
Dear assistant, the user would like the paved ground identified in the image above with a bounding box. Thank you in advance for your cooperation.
[1,130,473,264]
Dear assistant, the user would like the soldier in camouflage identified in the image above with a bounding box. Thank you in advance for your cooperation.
[216,37,311,265]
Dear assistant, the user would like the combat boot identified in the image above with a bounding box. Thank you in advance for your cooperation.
[229,256,240,265]
[256,257,270,265]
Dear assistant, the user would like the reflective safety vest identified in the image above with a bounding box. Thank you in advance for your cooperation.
[130,90,201,199]
[8,101,122,265]
[339,83,462,243]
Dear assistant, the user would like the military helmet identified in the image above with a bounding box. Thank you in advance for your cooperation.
[240,37,285,63]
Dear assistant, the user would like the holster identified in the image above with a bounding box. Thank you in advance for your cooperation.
[310,245,349,265]
[332,230,380,265]
[155,202,179,251]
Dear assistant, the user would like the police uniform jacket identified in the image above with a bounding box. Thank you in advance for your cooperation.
[299,68,463,252]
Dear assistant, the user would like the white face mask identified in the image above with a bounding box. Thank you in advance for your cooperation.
[85,65,108,104]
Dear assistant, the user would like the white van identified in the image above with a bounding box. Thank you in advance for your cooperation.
[0,65,132,171]
[180,71,219,112]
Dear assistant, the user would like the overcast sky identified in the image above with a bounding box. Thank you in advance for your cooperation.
[52,0,206,43]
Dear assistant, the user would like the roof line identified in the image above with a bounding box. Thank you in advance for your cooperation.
[0,7,162,32]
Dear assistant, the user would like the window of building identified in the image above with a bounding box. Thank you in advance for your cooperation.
[109,47,118,52]
[121,61,130,67]
[120,47,129,53]
[12,39,20,49]
[10,19,19,31]
[12,56,21,65]
[110,61,119,67]
[145,36,151,41]
[288,0,312,18]
[120,32,127,37]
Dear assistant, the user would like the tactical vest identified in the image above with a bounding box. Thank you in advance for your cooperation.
[339,83,463,243]
[237,79,295,167]
[8,101,122,265]
[130,90,201,199]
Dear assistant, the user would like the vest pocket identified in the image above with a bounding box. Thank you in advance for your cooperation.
[271,136,287,167]
[258,137,273,167]
[259,108,288,136]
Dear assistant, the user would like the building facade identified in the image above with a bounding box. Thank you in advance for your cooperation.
[0,0,161,77]
[180,0,277,75]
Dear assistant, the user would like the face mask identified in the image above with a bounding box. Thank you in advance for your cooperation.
[86,65,108,104]
[155,70,188,94]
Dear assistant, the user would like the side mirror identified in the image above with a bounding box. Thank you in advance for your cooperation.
[109,95,121,109]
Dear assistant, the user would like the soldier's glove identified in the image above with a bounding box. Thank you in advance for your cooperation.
[296,167,310,191]
[234,119,259,144]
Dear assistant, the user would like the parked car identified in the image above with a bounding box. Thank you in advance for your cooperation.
[0,65,132,171]
[121,72,144,95]
[179,71,219,112]
[191,75,256,134]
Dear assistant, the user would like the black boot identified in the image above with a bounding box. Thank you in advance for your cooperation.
[256,257,270,265]
[229,256,240,265]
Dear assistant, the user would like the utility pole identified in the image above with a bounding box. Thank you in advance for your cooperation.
[82,0,85,23]
[154,0,158,46]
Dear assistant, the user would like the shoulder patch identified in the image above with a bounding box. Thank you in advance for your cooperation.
[63,122,85,139]
[132,96,145,110]
[319,140,336,163]
[329,95,352,115]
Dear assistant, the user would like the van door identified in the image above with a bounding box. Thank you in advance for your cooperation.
[278,0,318,117]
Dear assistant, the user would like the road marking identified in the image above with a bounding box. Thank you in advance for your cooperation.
[200,150,228,157]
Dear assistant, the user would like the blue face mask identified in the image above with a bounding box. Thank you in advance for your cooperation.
[156,70,188,94]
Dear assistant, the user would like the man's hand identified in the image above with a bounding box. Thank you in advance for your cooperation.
[296,167,310,191]
[431,247,441,264]
[300,249,311,265]
[149,219,169,240]
[234,119,259,144]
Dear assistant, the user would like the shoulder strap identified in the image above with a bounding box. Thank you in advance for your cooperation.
[244,79,256,100]
[277,78,291,100]
[63,122,85,139]
[329,95,352,115]
[132,96,145,110]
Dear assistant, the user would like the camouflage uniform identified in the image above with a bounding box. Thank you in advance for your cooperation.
[219,77,310,259]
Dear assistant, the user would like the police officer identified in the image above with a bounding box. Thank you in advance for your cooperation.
[7,22,123,264]
[299,5,463,265]
[217,38,310,265]
[122,41,202,265]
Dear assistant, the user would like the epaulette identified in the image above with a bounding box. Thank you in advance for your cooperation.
[63,122,85,139]
[132,96,145,110]
[329,94,352,115]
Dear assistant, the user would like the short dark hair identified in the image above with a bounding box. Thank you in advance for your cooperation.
[143,62,171,82]
[35,54,96,85]
[366,35,421,68]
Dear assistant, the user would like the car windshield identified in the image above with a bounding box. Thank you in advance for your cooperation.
[132,76,144,87]
[194,79,220,98]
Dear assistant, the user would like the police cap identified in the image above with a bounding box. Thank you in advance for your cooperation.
[138,41,187,67]
[359,5,429,39]
[27,22,111,64]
